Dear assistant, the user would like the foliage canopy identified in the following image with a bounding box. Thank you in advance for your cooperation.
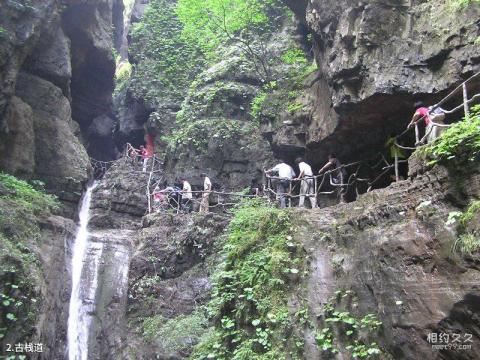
[176,0,281,57]
[128,0,204,106]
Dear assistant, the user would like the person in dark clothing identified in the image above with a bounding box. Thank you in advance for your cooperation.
[318,154,347,185]
[318,154,347,203]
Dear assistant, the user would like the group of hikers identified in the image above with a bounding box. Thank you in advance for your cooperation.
[265,155,347,209]
[151,173,212,213]
[130,102,448,212]
[264,103,448,208]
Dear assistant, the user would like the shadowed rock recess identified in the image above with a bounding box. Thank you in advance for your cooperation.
[0,0,480,359]
[277,0,480,167]
[0,0,123,213]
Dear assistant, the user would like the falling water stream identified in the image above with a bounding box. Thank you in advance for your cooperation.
[67,182,99,360]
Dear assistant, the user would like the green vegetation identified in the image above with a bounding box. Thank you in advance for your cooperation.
[128,0,204,105]
[449,200,480,256]
[447,0,479,10]
[114,61,132,95]
[423,105,480,166]
[142,310,209,354]
[162,118,249,153]
[287,102,304,114]
[315,290,382,358]
[176,0,287,81]
[0,173,59,342]
[190,199,306,359]
[281,48,308,65]
[250,81,278,121]
[0,173,58,213]
[250,92,268,120]
[250,60,317,122]
[177,0,282,56]
[453,233,480,256]
[0,26,8,40]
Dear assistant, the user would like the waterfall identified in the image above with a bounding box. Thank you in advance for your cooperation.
[67,182,98,360]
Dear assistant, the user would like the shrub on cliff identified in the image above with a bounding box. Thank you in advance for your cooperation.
[190,199,306,359]
[176,0,287,81]
[449,200,480,256]
[128,0,204,106]
[0,173,59,343]
[423,105,480,166]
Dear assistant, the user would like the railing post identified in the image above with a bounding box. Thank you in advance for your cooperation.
[394,152,399,182]
[463,83,470,120]
[288,181,292,208]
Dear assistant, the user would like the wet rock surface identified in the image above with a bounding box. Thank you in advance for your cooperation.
[297,161,480,359]
[79,162,229,359]
[123,212,229,359]
[35,216,77,360]
[0,0,122,199]
[277,0,480,167]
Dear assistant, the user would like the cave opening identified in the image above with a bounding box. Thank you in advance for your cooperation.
[62,3,118,162]
[274,85,475,207]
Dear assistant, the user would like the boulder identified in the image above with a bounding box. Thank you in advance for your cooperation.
[24,26,72,96]
[15,72,90,190]
[0,96,35,176]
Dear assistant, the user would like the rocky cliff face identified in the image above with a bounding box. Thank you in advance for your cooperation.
[76,155,480,360]
[297,160,480,359]
[114,2,311,190]
[57,159,228,359]
[272,0,480,168]
[0,0,123,211]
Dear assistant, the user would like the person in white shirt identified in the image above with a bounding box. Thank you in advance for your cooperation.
[295,157,317,208]
[199,173,212,213]
[181,178,193,213]
[265,160,295,208]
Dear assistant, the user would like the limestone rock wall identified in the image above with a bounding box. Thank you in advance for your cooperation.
[276,0,480,167]
[297,162,480,359]
[85,155,480,360]
[0,0,123,204]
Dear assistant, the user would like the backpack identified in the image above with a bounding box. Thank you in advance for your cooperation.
[428,106,445,116]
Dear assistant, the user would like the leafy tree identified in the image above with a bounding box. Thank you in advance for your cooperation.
[176,0,288,82]
[128,0,204,106]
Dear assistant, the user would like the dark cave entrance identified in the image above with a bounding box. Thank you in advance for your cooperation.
[62,3,119,162]
[269,83,475,207]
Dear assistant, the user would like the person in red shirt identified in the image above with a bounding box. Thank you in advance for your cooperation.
[141,134,155,172]
[141,146,153,172]
[408,103,446,144]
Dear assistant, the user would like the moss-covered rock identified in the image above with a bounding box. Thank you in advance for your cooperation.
[0,173,73,357]
[190,200,307,360]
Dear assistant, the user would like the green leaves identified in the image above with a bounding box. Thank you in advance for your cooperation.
[250,91,267,120]
[128,0,204,106]
[176,0,280,57]
[422,105,480,166]
[191,200,305,359]
[281,48,308,65]
[450,200,480,256]
[0,173,59,214]
[317,290,383,358]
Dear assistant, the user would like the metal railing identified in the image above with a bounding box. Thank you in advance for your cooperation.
[91,72,479,213]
